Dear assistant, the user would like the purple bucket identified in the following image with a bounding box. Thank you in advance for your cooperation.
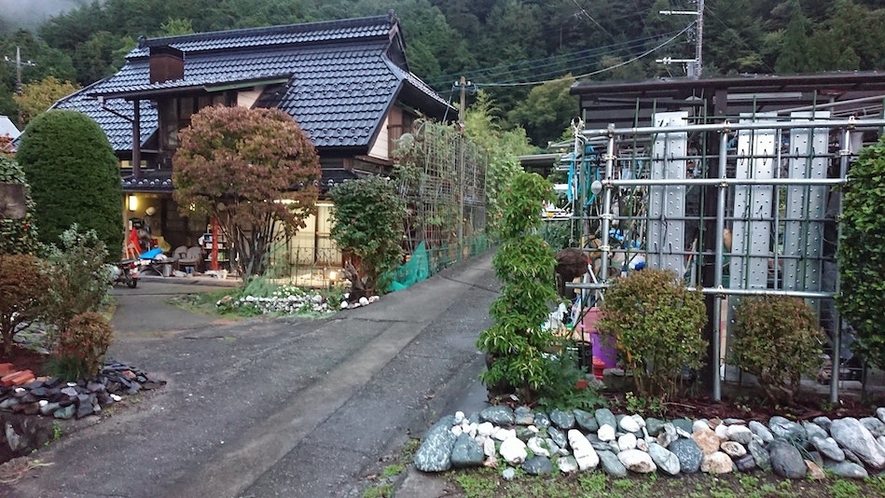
[582,307,618,368]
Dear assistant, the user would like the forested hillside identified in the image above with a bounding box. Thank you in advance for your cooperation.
[1,0,884,148]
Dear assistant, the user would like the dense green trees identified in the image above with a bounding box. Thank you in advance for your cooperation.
[1,0,884,146]
[16,110,123,257]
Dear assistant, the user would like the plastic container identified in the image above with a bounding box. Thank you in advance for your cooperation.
[582,307,618,368]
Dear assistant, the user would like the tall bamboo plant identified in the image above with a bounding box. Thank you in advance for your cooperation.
[476,171,560,403]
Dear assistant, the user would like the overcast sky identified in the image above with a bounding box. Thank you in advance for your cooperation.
[1,0,85,30]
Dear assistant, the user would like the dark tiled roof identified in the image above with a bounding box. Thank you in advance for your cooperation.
[52,79,158,153]
[57,15,451,151]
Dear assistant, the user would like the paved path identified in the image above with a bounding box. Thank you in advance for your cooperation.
[5,251,497,498]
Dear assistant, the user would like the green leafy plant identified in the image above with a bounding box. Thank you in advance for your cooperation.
[597,268,708,400]
[50,311,114,379]
[536,345,606,412]
[730,295,824,405]
[40,225,110,340]
[476,171,561,404]
[329,176,407,295]
[0,254,48,355]
[837,136,885,370]
[623,391,666,417]
[0,155,40,255]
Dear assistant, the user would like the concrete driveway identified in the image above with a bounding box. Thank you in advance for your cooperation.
[5,251,498,498]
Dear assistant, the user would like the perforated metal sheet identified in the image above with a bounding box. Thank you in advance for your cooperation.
[783,111,829,291]
[648,111,687,276]
[730,113,776,289]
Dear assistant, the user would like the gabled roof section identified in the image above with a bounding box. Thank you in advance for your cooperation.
[73,13,452,150]
[52,78,157,153]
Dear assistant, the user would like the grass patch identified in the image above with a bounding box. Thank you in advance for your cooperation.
[435,467,884,498]
[361,483,392,498]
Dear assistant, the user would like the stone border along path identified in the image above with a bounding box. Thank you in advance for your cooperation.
[414,405,885,481]
[0,360,164,458]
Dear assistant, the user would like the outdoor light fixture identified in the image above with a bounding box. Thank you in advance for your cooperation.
[127,194,138,211]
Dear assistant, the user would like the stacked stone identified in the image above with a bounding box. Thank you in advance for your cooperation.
[0,361,165,420]
[414,405,885,481]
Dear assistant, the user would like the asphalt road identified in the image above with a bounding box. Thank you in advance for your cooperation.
[6,251,498,498]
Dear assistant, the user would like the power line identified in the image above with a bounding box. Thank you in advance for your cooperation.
[429,30,683,88]
[570,0,615,40]
[475,23,694,88]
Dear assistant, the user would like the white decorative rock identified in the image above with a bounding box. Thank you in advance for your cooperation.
[620,416,641,433]
[527,437,550,457]
[636,438,649,452]
[631,414,646,428]
[598,424,616,442]
[701,452,734,474]
[454,411,465,424]
[451,425,463,437]
[499,437,528,465]
[877,407,885,424]
[726,424,754,446]
[568,429,600,471]
[340,301,349,309]
[477,422,494,437]
[618,433,638,452]
[618,449,657,473]
[693,420,710,433]
[493,428,516,442]
[721,441,747,458]
[714,424,729,441]
[483,436,497,457]
[358,296,369,305]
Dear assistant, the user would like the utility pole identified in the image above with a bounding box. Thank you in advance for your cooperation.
[3,47,37,95]
[657,0,704,79]
[456,76,468,247]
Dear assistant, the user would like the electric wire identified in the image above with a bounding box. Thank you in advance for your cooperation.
[475,22,695,88]
[428,30,683,88]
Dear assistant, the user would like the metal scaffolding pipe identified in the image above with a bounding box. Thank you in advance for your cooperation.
[711,132,728,401]
[599,129,616,282]
[831,129,853,403]
[604,177,844,187]
[566,281,836,299]
[580,118,885,138]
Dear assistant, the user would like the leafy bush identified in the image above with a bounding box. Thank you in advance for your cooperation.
[0,254,48,354]
[40,225,110,338]
[597,268,708,400]
[50,311,114,379]
[476,171,562,404]
[16,110,123,258]
[0,155,40,255]
[536,346,606,412]
[730,296,824,405]
[837,136,885,369]
[329,176,407,295]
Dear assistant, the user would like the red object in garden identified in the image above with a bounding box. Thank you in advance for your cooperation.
[592,358,606,380]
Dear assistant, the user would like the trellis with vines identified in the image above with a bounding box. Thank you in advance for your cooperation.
[392,119,487,271]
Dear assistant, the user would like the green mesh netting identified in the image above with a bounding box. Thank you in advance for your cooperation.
[388,241,431,292]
